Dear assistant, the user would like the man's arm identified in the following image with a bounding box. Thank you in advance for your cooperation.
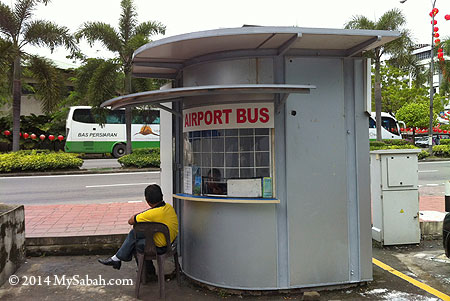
[128,214,137,225]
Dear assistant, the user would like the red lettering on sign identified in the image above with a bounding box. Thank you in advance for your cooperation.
[214,110,223,124]
[185,114,190,127]
[259,108,269,123]
[247,108,258,123]
[192,112,197,126]
[198,112,204,125]
[223,109,232,123]
[205,110,212,125]
[236,109,246,123]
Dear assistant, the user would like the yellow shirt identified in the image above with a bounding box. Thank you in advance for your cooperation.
[135,203,179,247]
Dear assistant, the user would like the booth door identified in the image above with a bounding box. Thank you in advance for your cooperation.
[285,57,350,286]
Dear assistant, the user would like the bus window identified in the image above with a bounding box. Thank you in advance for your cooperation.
[381,117,399,135]
[369,117,376,128]
[73,109,95,123]
[106,110,125,124]
[132,110,160,124]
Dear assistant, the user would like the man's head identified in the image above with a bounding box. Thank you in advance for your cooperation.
[145,184,163,206]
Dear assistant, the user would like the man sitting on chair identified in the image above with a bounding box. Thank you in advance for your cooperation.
[98,184,178,277]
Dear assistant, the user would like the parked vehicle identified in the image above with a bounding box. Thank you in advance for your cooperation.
[444,213,450,258]
[65,106,160,158]
[369,112,404,140]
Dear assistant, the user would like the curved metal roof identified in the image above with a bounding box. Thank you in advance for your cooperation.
[101,84,315,110]
[132,26,400,79]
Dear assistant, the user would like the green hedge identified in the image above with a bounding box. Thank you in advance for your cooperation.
[440,139,450,145]
[118,148,160,168]
[432,145,450,157]
[0,151,83,173]
[370,144,418,151]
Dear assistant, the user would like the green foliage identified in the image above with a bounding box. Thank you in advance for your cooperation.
[418,150,430,160]
[432,145,450,157]
[118,148,160,168]
[369,141,386,147]
[440,139,450,145]
[395,102,438,130]
[369,139,411,148]
[383,139,411,146]
[0,151,82,173]
[370,144,418,151]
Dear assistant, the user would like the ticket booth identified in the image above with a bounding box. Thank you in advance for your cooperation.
[102,26,399,290]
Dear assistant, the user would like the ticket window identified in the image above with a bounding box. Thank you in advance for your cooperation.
[183,128,272,197]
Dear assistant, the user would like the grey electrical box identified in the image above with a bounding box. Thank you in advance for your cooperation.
[370,149,421,245]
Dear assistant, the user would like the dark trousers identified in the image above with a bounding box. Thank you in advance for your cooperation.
[116,229,167,274]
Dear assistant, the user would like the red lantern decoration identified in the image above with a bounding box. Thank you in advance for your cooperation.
[48,135,55,141]
[438,129,443,133]
[438,48,443,52]
[30,134,37,140]
[444,130,448,134]
[438,52,444,59]
[57,135,64,141]
[23,133,29,139]
[39,134,45,141]
[433,128,438,132]
[435,39,441,44]
[3,130,10,136]
[430,12,434,17]
[446,15,450,21]
[432,20,437,25]
[432,8,439,15]
[434,27,439,32]
[435,33,440,38]
[19,132,22,137]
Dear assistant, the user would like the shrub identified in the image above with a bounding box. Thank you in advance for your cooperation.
[384,139,411,146]
[418,150,430,160]
[369,141,386,148]
[440,139,450,145]
[118,148,160,168]
[0,151,83,173]
[432,145,450,157]
[370,144,418,151]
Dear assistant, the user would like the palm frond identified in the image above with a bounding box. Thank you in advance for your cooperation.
[0,2,18,38]
[75,58,105,97]
[344,16,376,30]
[26,55,65,113]
[86,59,121,107]
[134,21,166,37]
[13,0,37,35]
[123,34,148,62]
[375,8,406,31]
[76,22,122,53]
[119,0,137,43]
[22,20,78,53]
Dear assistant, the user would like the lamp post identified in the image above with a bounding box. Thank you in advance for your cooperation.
[401,0,436,155]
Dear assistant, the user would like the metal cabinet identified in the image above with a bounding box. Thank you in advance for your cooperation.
[370,149,421,245]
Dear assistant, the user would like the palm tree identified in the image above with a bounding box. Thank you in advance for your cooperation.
[76,0,165,155]
[0,0,77,151]
[345,8,413,141]
[437,39,450,96]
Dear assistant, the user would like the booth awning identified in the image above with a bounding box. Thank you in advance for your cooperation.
[100,84,316,110]
[131,26,400,79]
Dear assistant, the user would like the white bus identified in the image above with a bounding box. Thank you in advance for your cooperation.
[369,112,404,140]
[65,106,160,157]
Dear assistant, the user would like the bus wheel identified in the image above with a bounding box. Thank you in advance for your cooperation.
[112,144,126,158]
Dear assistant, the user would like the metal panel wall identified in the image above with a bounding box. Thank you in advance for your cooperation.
[285,58,350,286]
[182,201,278,289]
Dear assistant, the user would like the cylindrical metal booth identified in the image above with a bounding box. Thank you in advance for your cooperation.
[102,27,400,290]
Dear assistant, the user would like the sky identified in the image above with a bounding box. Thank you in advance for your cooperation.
[3,0,450,66]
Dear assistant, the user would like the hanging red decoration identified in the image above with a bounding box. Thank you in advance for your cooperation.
[430,12,434,17]
[432,20,437,25]
[23,133,29,139]
[30,134,36,140]
[433,128,438,132]
[438,48,443,52]
[48,135,55,141]
[444,130,448,134]
[57,135,64,141]
[446,15,450,21]
[435,39,441,44]
[39,134,45,141]
[19,132,22,137]
[434,27,439,32]
[435,33,440,38]
[432,8,439,15]
[438,52,444,59]
[3,130,10,136]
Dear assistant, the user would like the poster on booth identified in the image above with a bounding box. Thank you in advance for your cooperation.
[183,103,274,132]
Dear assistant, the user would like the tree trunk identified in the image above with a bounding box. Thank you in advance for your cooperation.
[124,71,132,155]
[12,56,21,152]
[374,57,382,142]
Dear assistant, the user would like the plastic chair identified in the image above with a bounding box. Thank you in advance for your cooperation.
[134,222,180,299]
